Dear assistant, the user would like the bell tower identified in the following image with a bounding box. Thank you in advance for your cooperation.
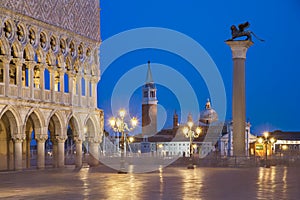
[142,61,158,136]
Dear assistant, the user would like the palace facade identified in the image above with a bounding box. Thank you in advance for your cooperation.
[0,1,103,170]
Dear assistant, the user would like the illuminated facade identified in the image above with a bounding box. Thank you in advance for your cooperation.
[0,1,103,171]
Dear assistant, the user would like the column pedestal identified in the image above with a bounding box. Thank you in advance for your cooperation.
[226,40,253,157]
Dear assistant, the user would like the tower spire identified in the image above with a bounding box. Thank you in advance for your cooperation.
[146,60,153,83]
[142,60,157,136]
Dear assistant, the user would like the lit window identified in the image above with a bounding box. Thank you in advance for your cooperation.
[150,91,155,97]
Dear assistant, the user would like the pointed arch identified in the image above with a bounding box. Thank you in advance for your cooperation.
[65,56,72,71]
[23,108,46,168]
[24,108,46,130]
[36,47,46,63]
[46,51,56,66]
[0,37,10,55]
[23,44,35,61]
[0,105,22,134]
[74,58,81,73]
[84,116,96,138]
[11,40,23,58]
[47,110,64,126]
[57,52,65,69]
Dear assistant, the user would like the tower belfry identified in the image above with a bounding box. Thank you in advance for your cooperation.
[142,61,158,136]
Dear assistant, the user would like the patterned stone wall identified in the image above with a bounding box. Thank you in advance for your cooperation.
[0,0,100,42]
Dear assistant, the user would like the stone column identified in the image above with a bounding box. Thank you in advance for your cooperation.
[12,134,25,170]
[91,77,98,108]
[77,74,82,106]
[39,64,46,101]
[52,139,58,168]
[67,72,74,105]
[59,70,65,104]
[48,66,56,102]
[226,40,253,157]
[74,136,83,168]
[13,58,24,98]
[36,134,48,169]
[8,139,14,170]
[88,138,101,166]
[56,136,67,168]
[84,75,90,107]
[22,138,27,168]
[0,56,11,96]
[26,61,35,99]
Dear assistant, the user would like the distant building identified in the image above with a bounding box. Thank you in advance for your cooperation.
[271,130,300,156]
[129,64,257,158]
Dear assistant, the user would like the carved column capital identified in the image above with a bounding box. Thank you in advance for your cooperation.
[76,73,83,81]
[48,65,57,72]
[0,55,12,64]
[225,40,253,59]
[58,69,65,76]
[35,134,48,142]
[38,63,47,71]
[91,76,100,83]
[88,137,101,144]
[67,70,75,77]
[84,74,91,81]
[25,61,36,69]
[74,135,84,143]
[12,134,26,142]
[12,58,25,67]
[56,135,67,143]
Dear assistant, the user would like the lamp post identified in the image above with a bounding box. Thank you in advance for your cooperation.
[182,114,202,169]
[109,109,138,173]
[257,131,276,168]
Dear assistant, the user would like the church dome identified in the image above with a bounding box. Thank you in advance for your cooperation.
[199,99,218,124]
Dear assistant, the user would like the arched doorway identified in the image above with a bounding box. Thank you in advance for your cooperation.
[24,111,44,169]
[0,119,11,170]
[48,113,64,168]
[0,110,21,170]
[85,118,99,166]
[66,116,83,168]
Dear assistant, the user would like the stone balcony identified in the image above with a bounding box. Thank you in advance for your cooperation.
[0,83,96,108]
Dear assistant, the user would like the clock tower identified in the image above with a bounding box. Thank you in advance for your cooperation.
[142,61,158,137]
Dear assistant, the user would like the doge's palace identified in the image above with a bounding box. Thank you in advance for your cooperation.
[0,0,103,170]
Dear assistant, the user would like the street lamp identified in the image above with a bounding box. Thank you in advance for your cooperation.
[109,109,138,173]
[182,114,202,169]
[257,131,276,168]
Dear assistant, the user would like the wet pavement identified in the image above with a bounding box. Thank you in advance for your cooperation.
[0,165,300,200]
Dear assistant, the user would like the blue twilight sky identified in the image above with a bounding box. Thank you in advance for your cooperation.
[98,0,300,135]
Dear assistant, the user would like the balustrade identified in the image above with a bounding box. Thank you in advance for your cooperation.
[55,92,61,103]
[34,89,41,100]
[0,84,4,95]
[64,93,71,105]
[22,88,30,99]
[0,82,95,107]
[44,90,51,101]
[9,85,18,97]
